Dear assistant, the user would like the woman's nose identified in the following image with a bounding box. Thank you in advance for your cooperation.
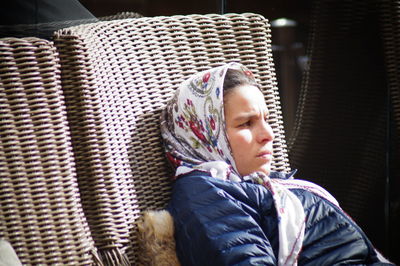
[258,121,275,143]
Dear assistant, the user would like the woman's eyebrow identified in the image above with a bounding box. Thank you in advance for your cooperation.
[234,108,269,120]
[233,112,259,121]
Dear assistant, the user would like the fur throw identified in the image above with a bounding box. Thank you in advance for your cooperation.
[137,210,180,266]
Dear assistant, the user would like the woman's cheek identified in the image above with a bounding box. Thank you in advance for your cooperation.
[237,130,253,145]
[228,128,253,154]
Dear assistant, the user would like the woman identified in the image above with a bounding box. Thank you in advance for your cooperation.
[160,62,392,265]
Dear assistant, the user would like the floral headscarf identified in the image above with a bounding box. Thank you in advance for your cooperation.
[161,62,243,181]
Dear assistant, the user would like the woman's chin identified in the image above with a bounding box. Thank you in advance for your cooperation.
[257,165,271,176]
[238,163,271,177]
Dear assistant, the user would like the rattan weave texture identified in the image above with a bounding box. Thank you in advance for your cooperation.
[0,38,97,265]
[54,13,290,264]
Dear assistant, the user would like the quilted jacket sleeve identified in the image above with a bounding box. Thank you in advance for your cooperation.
[167,172,277,266]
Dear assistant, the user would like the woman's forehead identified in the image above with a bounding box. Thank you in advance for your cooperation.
[224,85,267,110]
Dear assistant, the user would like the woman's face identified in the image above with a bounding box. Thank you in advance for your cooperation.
[224,85,275,176]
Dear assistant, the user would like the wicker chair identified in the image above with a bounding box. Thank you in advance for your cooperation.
[0,38,100,265]
[53,13,291,265]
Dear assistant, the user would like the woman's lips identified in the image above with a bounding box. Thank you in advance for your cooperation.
[257,151,273,158]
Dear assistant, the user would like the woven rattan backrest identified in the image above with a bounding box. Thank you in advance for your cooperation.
[54,13,290,264]
[0,38,98,265]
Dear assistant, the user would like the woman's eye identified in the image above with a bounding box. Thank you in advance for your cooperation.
[238,121,251,127]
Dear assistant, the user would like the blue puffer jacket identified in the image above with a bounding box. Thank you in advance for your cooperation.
[167,171,392,266]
